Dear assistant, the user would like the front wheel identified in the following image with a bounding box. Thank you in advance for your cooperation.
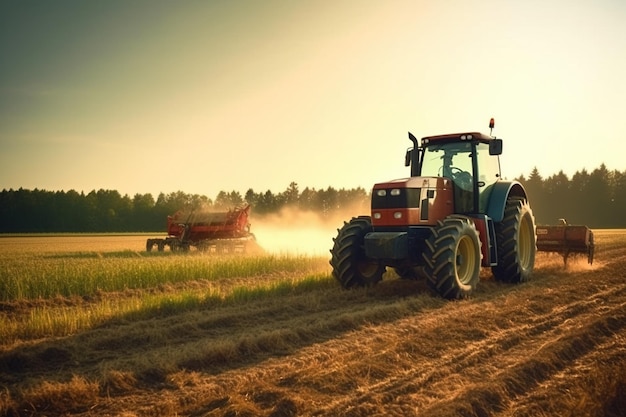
[330,216,385,288]
[423,216,482,299]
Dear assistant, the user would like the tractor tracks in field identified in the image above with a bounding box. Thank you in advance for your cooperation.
[500,324,626,416]
[91,269,626,417]
[6,252,625,416]
[309,280,626,416]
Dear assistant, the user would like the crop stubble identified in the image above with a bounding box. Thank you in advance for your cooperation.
[0,232,625,416]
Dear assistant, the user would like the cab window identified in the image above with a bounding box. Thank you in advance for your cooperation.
[476,142,501,212]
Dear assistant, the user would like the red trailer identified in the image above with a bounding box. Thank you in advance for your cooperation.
[536,219,595,266]
[146,204,256,253]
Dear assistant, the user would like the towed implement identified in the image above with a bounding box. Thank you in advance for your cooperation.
[330,119,537,299]
[146,204,256,253]
[536,219,594,266]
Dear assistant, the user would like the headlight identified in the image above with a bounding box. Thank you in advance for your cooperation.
[393,212,403,219]
[373,212,382,219]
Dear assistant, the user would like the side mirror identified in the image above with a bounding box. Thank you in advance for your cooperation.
[489,139,503,155]
[405,149,412,167]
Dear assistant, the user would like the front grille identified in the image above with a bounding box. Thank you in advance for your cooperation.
[371,188,421,209]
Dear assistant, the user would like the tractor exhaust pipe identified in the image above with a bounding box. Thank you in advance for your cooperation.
[406,132,421,177]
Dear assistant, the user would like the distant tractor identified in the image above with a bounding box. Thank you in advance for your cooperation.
[330,119,537,299]
[146,204,257,253]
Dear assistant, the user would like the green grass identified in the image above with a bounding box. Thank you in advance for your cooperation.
[0,251,329,301]
[0,236,333,344]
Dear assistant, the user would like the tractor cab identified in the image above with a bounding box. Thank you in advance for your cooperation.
[409,132,503,214]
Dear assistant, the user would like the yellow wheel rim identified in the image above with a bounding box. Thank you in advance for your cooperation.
[456,235,477,285]
[519,215,532,269]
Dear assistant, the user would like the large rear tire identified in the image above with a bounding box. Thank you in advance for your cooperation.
[492,197,536,283]
[330,216,385,288]
[423,217,482,299]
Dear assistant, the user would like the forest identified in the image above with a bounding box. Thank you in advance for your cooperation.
[0,182,369,233]
[520,164,625,228]
[1,164,625,233]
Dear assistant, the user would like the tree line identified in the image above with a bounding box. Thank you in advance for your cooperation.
[517,164,626,228]
[1,164,624,233]
[0,182,369,233]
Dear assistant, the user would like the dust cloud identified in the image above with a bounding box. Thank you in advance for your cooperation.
[535,253,600,271]
[249,206,365,256]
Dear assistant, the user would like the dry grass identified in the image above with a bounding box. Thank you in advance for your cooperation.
[1,231,625,416]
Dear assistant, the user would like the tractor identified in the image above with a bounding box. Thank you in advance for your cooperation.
[330,119,536,299]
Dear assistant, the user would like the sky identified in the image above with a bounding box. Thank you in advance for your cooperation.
[1,0,625,199]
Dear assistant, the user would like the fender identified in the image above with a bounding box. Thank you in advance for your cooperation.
[486,181,528,222]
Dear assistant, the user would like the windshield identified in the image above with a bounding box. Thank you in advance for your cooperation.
[421,141,475,213]
[420,142,473,179]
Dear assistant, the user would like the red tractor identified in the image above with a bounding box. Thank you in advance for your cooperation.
[330,120,536,299]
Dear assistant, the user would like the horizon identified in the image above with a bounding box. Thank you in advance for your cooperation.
[1,159,618,200]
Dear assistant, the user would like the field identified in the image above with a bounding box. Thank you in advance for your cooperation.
[1,229,625,416]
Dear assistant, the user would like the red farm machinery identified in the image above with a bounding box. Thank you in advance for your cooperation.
[146,204,257,253]
[330,119,537,299]
[536,219,595,266]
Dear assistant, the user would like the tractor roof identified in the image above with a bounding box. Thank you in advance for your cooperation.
[421,132,494,146]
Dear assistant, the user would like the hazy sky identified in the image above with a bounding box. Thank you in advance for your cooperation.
[1,0,625,198]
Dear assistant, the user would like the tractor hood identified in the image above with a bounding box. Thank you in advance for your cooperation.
[371,176,454,226]
[373,176,453,190]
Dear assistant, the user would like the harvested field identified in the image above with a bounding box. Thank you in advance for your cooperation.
[1,231,625,416]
